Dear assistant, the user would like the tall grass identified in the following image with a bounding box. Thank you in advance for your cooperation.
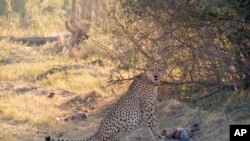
[0,92,60,126]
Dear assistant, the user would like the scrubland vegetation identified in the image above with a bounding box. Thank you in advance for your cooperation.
[0,0,249,141]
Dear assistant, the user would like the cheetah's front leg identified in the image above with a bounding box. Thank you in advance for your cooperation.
[142,101,164,140]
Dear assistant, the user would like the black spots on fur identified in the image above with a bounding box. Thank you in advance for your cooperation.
[79,73,160,140]
[45,136,51,141]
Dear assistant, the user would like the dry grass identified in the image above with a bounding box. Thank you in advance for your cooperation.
[0,2,114,140]
[0,38,110,140]
[38,69,104,92]
[0,129,13,141]
[0,92,60,126]
[0,90,66,141]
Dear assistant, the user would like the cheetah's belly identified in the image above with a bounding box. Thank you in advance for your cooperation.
[125,107,143,132]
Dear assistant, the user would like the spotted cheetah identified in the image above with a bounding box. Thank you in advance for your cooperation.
[46,63,165,141]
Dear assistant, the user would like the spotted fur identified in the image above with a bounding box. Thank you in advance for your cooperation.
[46,63,164,141]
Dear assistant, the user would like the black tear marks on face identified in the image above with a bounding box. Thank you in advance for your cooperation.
[145,63,164,83]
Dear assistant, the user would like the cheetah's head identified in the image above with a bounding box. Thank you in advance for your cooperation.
[145,63,164,84]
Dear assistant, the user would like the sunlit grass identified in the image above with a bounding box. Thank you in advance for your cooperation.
[38,69,105,92]
[0,40,42,62]
[0,58,81,81]
[0,92,61,127]
[0,63,47,81]
[0,129,13,141]
[0,40,91,82]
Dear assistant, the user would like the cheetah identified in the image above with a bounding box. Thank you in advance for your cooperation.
[46,63,165,141]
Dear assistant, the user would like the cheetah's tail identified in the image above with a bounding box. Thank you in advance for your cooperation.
[45,135,86,141]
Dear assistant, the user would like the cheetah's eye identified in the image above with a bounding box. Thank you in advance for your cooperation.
[158,69,161,71]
